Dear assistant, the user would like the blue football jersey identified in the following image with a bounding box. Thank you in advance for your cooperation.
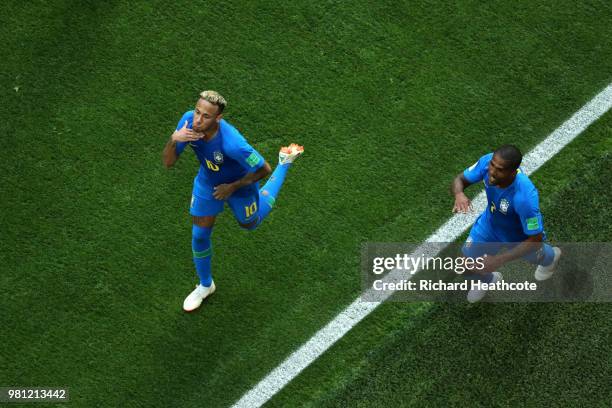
[463,153,545,242]
[174,111,265,198]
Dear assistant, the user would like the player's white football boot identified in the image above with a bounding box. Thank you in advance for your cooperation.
[467,272,502,303]
[534,247,562,281]
[279,143,304,165]
[183,281,216,312]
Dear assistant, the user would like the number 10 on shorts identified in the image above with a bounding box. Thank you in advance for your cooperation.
[245,202,257,218]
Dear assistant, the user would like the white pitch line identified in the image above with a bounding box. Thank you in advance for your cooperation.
[232,84,612,408]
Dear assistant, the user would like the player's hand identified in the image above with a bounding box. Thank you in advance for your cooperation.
[213,183,236,200]
[452,193,472,213]
[172,120,203,142]
[480,254,504,273]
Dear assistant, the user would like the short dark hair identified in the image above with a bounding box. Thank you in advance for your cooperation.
[494,145,522,170]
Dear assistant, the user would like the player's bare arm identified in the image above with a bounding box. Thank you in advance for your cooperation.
[479,233,544,273]
[213,161,272,200]
[162,120,203,168]
[451,173,473,213]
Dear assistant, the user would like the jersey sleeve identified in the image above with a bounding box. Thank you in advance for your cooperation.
[515,186,544,236]
[463,153,493,184]
[224,130,265,173]
[173,111,193,156]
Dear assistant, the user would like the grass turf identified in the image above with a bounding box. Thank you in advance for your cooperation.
[269,114,612,407]
[0,1,610,406]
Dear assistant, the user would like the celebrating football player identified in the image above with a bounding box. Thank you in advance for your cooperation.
[451,145,561,302]
[163,90,303,311]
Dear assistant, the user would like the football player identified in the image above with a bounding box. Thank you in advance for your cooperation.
[163,90,303,311]
[451,145,561,302]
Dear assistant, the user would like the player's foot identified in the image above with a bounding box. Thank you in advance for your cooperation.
[467,272,502,303]
[279,143,304,165]
[183,281,216,312]
[534,247,562,281]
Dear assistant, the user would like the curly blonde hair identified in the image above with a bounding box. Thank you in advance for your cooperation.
[199,90,227,113]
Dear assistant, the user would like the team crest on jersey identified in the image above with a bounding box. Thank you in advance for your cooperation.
[499,198,510,214]
[213,151,224,164]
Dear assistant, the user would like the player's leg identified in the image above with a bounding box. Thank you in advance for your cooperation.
[228,143,304,230]
[228,188,260,230]
[192,215,216,288]
[521,242,561,281]
[183,193,223,312]
[256,143,304,226]
[461,222,501,283]
[461,219,503,303]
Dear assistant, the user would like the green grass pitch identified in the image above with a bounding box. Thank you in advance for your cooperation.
[1,1,611,407]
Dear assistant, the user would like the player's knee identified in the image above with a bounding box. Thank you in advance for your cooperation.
[192,215,216,228]
[238,218,259,231]
[192,225,212,244]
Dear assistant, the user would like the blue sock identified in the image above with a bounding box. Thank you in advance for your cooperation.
[538,244,556,266]
[257,163,291,225]
[192,225,213,287]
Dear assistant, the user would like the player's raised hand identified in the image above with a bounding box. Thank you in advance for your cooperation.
[452,192,472,213]
[172,120,201,142]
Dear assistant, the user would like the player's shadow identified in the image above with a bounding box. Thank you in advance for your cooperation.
[491,244,598,302]
[553,252,594,300]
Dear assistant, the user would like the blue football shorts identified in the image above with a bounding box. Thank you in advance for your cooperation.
[190,183,260,224]
[461,217,554,266]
